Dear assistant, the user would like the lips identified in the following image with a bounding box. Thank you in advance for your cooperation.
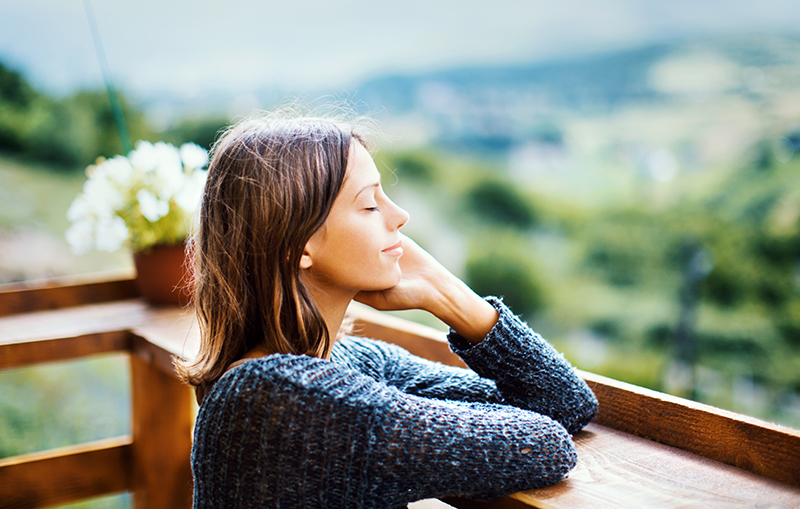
[382,240,403,256]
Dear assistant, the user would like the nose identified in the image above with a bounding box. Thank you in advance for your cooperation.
[388,198,409,231]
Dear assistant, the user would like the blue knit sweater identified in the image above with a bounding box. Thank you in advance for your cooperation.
[191,297,598,508]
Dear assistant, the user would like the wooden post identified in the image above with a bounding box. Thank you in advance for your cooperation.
[130,340,194,509]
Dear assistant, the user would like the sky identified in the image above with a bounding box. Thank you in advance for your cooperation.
[1,0,800,100]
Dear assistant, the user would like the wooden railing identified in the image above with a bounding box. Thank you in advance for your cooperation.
[0,274,193,509]
[1,275,799,508]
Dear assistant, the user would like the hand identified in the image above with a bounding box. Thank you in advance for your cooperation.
[355,234,499,344]
[354,234,444,313]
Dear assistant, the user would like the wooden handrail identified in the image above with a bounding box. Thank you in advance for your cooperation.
[349,303,800,508]
[0,437,132,509]
[349,302,800,489]
[583,370,800,487]
[0,277,194,509]
[1,277,800,508]
[0,271,138,318]
[0,331,194,509]
[0,331,131,371]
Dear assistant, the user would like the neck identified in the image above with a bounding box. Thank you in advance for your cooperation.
[303,281,356,358]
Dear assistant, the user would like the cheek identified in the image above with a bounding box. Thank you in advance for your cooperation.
[340,217,379,253]
[347,233,399,283]
[321,215,399,287]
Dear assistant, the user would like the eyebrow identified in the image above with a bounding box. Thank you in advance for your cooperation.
[353,181,380,202]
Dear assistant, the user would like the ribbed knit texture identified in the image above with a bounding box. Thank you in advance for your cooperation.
[191,297,598,508]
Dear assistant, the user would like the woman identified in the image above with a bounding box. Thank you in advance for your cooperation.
[177,110,598,508]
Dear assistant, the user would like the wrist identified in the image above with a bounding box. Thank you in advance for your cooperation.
[428,274,499,345]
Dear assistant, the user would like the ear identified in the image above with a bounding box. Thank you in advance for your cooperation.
[299,246,313,270]
[299,236,317,270]
[301,226,324,270]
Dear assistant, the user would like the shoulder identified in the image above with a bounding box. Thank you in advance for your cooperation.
[330,335,396,367]
[200,352,389,414]
[332,335,433,380]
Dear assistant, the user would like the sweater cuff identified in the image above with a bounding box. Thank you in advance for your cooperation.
[447,296,515,354]
[447,296,562,377]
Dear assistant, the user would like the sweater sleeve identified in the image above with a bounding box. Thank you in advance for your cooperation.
[332,335,507,405]
[335,297,597,434]
[192,354,577,509]
[447,296,598,434]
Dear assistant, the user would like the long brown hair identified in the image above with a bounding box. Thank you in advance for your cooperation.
[175,109,371,402]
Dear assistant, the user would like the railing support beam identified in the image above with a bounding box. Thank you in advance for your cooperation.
[130,342,194,509]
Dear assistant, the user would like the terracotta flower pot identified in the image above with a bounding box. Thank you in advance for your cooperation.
[133,243,193,306]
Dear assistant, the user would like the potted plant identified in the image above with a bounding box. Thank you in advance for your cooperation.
[65,140,209,305]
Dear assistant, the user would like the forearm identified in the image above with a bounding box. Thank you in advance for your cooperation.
[449,297,598,434]
[425,271,499,344]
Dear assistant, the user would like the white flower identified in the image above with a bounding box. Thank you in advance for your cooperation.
[137,188,170,222]
[95,216,129,252]
[67,140,209,253]
[66,195,91,223]
[129,141,158,173]
[65,219,95,255]
[180,143,209,170]
[103,155,135,187]
[175,170,207,213]
[83,175,124,219]
[152,142,184,200]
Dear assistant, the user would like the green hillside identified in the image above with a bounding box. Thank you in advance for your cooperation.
[1,36,799,501]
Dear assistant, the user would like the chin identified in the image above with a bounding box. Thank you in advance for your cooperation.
[372,270,403,291]
[388,267,403,286]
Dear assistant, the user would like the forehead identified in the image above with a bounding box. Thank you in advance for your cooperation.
[342,142,380,189]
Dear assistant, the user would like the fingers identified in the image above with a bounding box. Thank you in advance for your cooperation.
[353,290,388,310]
[354,235,454,313]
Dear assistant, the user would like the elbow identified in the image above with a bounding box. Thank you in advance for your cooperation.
[551,426,578,480]
[586,391,599,422]
[550,391,598,435]
[524,423,577,488]
[571,391,599,434]
[559,383,599,434]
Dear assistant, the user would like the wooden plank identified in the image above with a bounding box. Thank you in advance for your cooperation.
[444,423,800,509]
[524,423,800,508]
[0,331,130,370]
[129,307,199,363]
[0,301,152,345]
[0,272,138,317]
[0,300,196,367]
[129,335,180,379]
[0,436,132,509]
[581,371,800,487]
[130,344,194,509]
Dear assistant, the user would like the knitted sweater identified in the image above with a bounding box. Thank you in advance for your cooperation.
[191,297,598,508]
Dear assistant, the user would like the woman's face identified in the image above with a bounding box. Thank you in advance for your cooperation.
[301,142,410,296]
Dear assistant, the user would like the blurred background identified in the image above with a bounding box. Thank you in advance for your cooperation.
[2,1,800,506]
